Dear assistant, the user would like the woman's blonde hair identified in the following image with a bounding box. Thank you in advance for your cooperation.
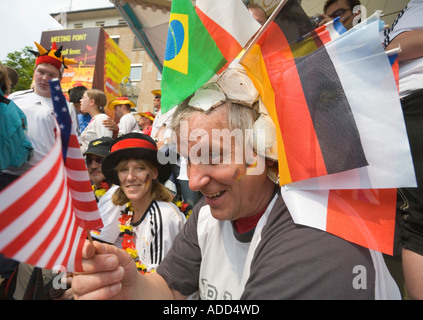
[111,158,173,206]
[85,89,107,109]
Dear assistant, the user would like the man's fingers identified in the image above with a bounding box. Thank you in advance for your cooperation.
[72,267,124,300]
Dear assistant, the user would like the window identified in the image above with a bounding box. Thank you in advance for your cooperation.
[133,36,144,50]
[110,35,120,46]
[130,64,142,81]
[74,23,83,28]
[95,21,105,27]
[118,19,127,25]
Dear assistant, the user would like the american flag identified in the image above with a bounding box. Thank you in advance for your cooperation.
[0,79,103,272]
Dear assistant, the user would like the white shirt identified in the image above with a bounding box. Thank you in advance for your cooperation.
[118,113,140,137]
[91,185,125,244]
[384,0,423,97]
[79,113,113,153]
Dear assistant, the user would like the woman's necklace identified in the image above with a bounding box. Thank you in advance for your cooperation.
[118,201,153,275]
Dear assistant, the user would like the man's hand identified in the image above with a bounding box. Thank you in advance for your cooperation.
[72,240,139,300]
[103,117,119,133]
[318,14,332,28]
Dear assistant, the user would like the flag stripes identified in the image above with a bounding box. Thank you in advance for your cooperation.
[0,135,86,271]
[51,82,103,231]
[0,79,102,272]
[243,0,367,185]
[282,188,397,255]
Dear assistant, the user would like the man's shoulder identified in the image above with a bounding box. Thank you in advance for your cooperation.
[8,89,34,100]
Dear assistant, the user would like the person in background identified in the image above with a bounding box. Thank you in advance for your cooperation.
[108,97,140,137]
[84,136,114,202]
[0,63,32,175]
[248,3,267,25]
[68,84,90,134]
[137,111,155,136]
[318,0,361,30]
[4,65,19,93]
[79,89,113,153]
[0,63,33,299]
[384,0,423,300]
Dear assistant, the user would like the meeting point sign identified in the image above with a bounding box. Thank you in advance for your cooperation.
[39,27,130,114]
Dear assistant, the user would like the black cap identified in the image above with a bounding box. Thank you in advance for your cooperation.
[83,137,114,158]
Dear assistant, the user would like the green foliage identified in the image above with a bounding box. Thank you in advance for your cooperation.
[1,46,35,93]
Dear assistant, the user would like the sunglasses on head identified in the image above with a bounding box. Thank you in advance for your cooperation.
[330,8,351,19]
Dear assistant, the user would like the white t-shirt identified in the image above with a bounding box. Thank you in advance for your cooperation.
[118,200,186,273]
[4,89,78,176]
[118,113,140,136]
[384,0,423,98]
[79,113,113,153]
[93,195,186,273]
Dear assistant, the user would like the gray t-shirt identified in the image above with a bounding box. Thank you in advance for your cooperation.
[157,189,376,299]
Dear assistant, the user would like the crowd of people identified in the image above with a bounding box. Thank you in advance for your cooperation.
[0,0,422,300]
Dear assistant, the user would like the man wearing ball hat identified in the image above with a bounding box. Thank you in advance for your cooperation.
[108,97,140,137]
[137,111,155,136]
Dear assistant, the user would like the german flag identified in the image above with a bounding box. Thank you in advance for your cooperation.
[242,0,368,185]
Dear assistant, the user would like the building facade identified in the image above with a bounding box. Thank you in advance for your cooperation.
[51,6,167,114]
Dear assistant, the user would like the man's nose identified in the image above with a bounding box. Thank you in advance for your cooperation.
[187,163,211,192]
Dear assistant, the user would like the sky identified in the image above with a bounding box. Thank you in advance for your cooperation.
[0,0,114,61]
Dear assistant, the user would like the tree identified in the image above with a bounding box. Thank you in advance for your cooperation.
[1,46,35,93]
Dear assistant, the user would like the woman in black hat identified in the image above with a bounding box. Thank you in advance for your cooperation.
[101,132,186,274]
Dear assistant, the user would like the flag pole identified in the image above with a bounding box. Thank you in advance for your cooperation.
[86,230,93,243]
[238,0,289,64]
[386,45,402,56]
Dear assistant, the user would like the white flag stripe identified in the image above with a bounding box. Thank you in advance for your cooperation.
[0,138,62,213]
[74,208,103,221]
[66,145,86,159]
[0,160,65,251]
[69,190,99,202]
[196,0,261,47]
[281,188,329,230]
[65,167,92,181]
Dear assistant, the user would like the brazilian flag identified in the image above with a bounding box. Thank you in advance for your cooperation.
[161,0,226,113]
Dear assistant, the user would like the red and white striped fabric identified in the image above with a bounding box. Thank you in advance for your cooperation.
[195,0,261,72]
[0,79,102,272]
[65,134,103,230]
[282,188,397,255]
[0,131,87,271]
